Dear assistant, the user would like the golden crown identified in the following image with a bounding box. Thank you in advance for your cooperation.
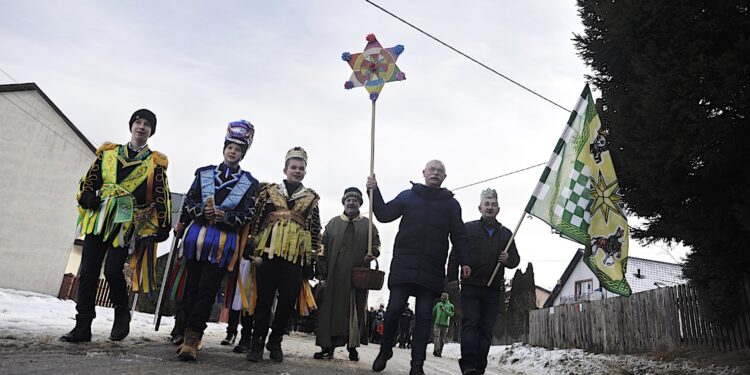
[285,147,308,163]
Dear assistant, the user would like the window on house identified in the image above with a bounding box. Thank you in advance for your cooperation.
[575,279,593,301]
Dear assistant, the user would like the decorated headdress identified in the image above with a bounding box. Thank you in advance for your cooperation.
[341,187,363,205]
[285,146,308,165]
[225,120,255,149]
[480,188,498,203]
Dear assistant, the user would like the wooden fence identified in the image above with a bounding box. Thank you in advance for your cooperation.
[58,273,129,308]
[528,278,750,353]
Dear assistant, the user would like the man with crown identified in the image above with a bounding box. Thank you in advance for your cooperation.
[447,188,520,375]
[174,120,260,361]
[313,187,381,362]
[245,146,321,363]
[61,109,172,343]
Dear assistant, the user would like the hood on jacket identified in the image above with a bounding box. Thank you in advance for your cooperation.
[410,182,454,200]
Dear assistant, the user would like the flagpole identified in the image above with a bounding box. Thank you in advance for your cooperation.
[367,99,376,258]
[486,211,526,287]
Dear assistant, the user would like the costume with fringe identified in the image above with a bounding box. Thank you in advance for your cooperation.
[76,142,171,296]
[248,180,320,344]
[170,163,259,300]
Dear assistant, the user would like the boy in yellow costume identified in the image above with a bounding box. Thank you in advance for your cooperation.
[61,109,171,343]
[246,147,320,363]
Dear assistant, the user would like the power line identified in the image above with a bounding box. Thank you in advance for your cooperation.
[0,94,95,158]
[321,162,545,226]
[363,0,571,113]
[449,162,545,192]
[0,68,97,157]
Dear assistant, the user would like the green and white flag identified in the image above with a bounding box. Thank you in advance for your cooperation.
[525,84,631,296]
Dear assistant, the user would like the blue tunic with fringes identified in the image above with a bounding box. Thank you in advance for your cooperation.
[180,163,259,270]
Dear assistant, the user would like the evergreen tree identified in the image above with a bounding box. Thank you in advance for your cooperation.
[574,1,750,326]
[507,264,537,338]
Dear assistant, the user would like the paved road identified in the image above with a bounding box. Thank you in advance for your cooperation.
[0,332,519,374]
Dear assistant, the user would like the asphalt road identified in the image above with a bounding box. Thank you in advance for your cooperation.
[0,332,518,374]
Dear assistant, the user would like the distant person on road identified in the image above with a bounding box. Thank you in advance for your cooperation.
[431,293,454,357]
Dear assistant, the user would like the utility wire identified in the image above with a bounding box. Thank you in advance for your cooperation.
[363,0,571,113]
[0,68,97,157]
[321,162,545,226]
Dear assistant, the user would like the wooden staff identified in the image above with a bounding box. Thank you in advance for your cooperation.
[486,212,526,287]
[153,196,186,330]
[367,100,376,257]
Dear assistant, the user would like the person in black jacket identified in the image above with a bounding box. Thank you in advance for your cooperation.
[368,160,471,375]
[447,188,520,375]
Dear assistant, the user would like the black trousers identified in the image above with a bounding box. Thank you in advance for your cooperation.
[182,258,227,333]
[380,284,437,365]
[252,257,302,341]
[459,284,500,373]
[76,234,129,318]
[227,308,254,338]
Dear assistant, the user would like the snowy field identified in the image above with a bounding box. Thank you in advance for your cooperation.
[0,288,746,374]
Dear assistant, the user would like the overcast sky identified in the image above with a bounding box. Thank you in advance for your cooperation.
[2,0,688,305]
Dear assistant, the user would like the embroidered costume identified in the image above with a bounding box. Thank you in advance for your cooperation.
[245,147,321,363]
[176,120,259,361]
[62,109,170,344]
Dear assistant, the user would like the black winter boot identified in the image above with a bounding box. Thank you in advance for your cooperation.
[221,331,237,345]
[313,346,334,360]
[59,314,93,343]
[372,347,393,372]
[348,347,359,361]
[109,306,131,341]
[266,334,283,362]
[246,338,265,362]
[409,361,425,375]
[233,334,252,353]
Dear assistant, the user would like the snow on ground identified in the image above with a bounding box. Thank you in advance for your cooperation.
[0,288,746,375]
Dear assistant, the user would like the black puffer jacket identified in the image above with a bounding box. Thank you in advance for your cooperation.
[447,219,520,290]
[371,183,469,294]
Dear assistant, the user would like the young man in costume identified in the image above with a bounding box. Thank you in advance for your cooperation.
[61,109,171,343]
[175,120,259,361]
[246,147,320,363]
[448,188,520,375]
[314,187,380,361]
[367,160,471,375]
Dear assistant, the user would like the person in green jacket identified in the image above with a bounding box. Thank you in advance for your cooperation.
[432,293,454,357]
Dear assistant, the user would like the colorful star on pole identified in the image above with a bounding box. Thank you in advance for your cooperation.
[342,34,406,101]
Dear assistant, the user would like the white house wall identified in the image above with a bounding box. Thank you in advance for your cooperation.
[0,90,93,296]
[553,259,601,306]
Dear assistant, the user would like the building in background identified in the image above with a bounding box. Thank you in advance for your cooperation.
[544,249,685,308]
[0,83,96,296]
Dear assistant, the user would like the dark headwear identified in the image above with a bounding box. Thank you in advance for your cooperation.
[342,187,363,205]
[129,109,157,136]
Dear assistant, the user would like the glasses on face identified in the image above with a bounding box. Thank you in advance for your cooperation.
[427,167,445,174]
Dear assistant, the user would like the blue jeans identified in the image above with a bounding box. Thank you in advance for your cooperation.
[380,284,438,365]
[459,284,500,372]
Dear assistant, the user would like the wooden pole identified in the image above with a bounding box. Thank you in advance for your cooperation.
[486,212,526,287]
[153,197,186,329]
[367,100,376,258]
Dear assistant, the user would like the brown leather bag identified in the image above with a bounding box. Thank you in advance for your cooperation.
[351,258,385,290]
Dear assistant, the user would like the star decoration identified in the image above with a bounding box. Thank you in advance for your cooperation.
[589,170,626,223]
[342,34,406,101]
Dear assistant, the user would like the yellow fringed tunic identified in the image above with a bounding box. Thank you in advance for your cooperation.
[251,183,319,267]
[75,143,171,294]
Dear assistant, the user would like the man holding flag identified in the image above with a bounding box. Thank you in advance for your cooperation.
[488,84,630,297]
